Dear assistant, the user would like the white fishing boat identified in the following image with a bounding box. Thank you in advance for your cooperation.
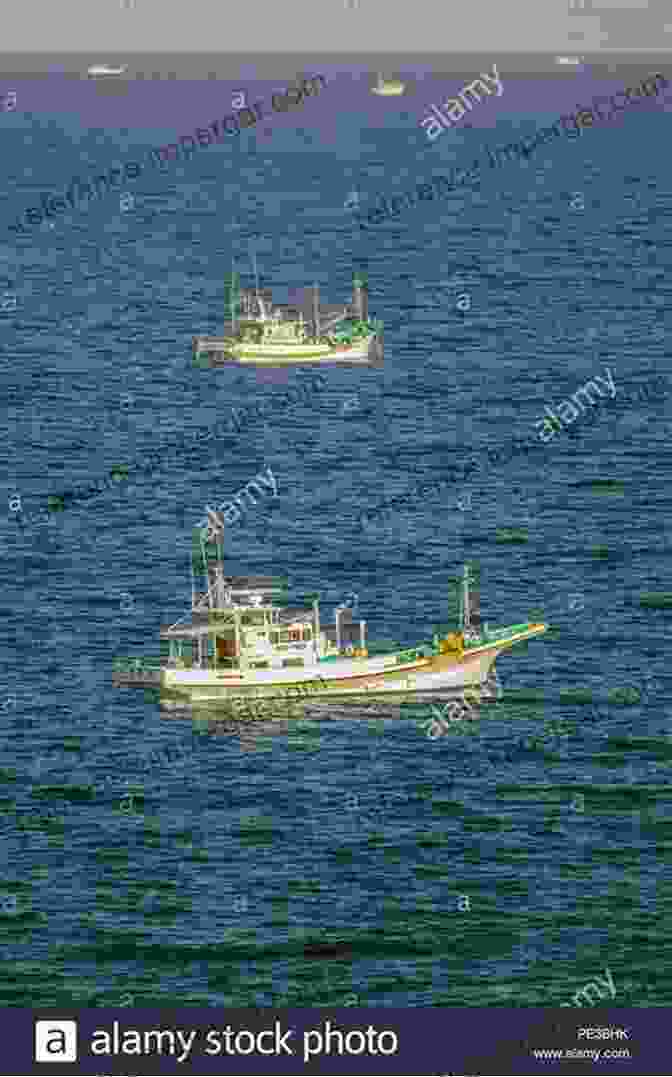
[144,518,546,708]
[193,262,383,366]
[371,73,406,96]
[87,64,127,78]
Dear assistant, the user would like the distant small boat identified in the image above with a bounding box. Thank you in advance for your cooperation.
[371,73,405,96]
[87,64,127,78]
[555,56,582,66]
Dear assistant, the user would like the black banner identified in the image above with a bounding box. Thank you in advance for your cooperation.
[5,1006,664,1074]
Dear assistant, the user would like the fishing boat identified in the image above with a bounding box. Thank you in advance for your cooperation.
[192,266,383,366]
[371,73,406,96]
[119,518,546,707]
[87,64,127,78]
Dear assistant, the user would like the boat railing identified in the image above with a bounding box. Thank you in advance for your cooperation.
[113,656,162,671]
[395,646,433,663]
[479,623,536,643]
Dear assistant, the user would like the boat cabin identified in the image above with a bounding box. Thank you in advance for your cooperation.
[161,529,367,671]
[237,312,308,345]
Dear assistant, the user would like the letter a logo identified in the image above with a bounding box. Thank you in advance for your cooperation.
[35,1020,78,1062]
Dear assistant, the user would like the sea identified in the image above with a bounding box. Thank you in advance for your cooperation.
[0,61,670,1009]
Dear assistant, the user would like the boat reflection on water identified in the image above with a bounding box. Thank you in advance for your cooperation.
[159,697,326,753]
[157,670,505,752]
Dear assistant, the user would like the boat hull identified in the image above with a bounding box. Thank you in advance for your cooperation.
[159,624,545,706]
[193,333,380,365]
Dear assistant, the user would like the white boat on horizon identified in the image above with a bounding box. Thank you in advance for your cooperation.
[371,73,406,96]
[87,64,127,78]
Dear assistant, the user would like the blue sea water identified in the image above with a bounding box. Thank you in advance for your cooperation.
[0,67,671,1008]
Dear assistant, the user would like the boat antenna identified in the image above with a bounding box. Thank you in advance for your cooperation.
[251,245,263,319]
[230,259,237,336]
[206,508,225,564]
[190,544,196,609]
[462,563,472,635]
[205,508,227,608]
[252,247,259,297]
[198,525,212,610]
[312,282,320,339]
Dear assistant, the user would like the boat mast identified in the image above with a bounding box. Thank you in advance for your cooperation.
[190,546,196,609]
[252,246,265,320]
[199,509,227,610]
[196,525,213,611]
[312,282,320,339]
[313,596,320,661]
[231,260,237,336]
[462,563,472,635]
[206,509,225,563]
